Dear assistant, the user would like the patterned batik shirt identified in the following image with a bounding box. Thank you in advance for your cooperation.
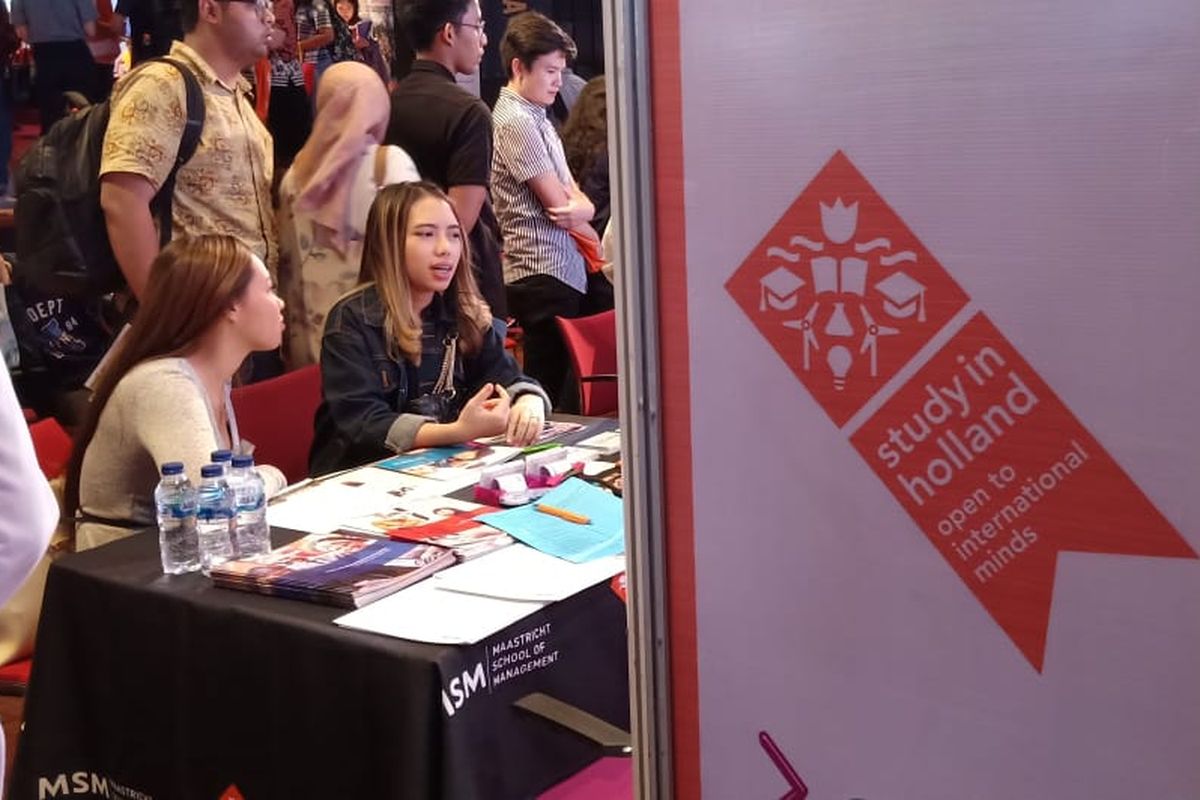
[100,40,277,271]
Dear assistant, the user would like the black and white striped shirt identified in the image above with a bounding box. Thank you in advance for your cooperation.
[491,87,587,293]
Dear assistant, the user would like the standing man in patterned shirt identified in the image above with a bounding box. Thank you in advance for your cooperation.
[99,0,278,299]
[491,11,596,410]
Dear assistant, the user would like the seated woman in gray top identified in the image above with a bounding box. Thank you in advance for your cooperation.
[65,236,289,551]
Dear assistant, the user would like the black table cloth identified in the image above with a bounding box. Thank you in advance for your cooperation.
[11,524,629,799]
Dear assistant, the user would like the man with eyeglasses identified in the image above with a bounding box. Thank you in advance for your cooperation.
[385,0,506,316]
[11,0,99,131]
[100,0,278,301]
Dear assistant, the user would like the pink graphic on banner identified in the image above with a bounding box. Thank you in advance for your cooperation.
[759,731,809,800]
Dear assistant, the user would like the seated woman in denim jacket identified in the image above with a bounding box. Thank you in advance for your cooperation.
[310,182,550,476]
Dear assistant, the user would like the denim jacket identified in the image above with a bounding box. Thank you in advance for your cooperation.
[309,285,549,476]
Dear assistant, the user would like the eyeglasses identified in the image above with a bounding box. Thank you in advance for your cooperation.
[456,20,485,33]
[222,0,272,17]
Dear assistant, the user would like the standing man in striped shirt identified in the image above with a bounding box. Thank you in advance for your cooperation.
[491,11,597,411]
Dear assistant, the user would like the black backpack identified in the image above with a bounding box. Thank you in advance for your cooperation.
[14,56,205,298]
[8,58,204,391]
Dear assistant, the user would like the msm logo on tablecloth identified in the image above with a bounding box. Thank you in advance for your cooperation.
[727,151,1196,670]
[36,771,153,799]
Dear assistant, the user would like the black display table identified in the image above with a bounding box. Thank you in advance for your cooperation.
[11,422,629,799]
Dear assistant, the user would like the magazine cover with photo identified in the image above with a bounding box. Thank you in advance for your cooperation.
[583,460,623,497]
[399,445,520,481]
[473,420,584,446]
[342,496,482,536]
[209,532,455,607]
[384,510,515,561]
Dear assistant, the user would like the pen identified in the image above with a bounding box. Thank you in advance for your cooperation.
[522,442,563,455]
[534,503,590,525]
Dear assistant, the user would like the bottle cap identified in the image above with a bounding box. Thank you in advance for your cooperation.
[211,449,233,463]
[231,454,254,468]
[160,461,184,476]
[200,464,223,478]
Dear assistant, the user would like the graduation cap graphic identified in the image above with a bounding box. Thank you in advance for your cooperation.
[759,266,805,311]
[874,271,926,322]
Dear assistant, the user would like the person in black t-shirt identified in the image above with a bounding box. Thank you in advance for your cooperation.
[114,0,184,64]
[385,0,505,316]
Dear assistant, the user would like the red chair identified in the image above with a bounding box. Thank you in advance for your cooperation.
[28,417,73,479]
[0,658,32,694]
[555,310,618,417]
[230,365,322,484]
[504,319,525,367]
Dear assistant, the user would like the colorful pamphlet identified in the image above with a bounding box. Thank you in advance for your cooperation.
[473,420,584,446]
[384,507,515,562]
[341,496,482,537]
[584,460,622,497]
[209,531,455,608]
[376,445,520,482]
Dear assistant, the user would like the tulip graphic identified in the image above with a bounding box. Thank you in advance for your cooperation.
[820,197,859,244]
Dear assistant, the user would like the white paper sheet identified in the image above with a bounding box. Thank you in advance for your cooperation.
[332,579,546,645]
[267,467,446,534]
[432,544,625,602]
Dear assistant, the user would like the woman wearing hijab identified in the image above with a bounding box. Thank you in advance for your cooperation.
[277,61,420,367]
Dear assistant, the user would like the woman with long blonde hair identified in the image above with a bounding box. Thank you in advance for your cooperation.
[65,236,289,550]
[310,181,548,475]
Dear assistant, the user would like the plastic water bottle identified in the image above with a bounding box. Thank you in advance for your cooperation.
[210,449,233,475]
[230,454,270,557]
[154,462,200,574]
[196,463,235,573]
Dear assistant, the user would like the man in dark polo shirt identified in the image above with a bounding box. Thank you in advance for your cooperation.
[114,0,185,64]
[386,0,505,315]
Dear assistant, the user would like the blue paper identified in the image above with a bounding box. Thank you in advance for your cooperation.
[478,478,624,563]
[376,447,468,472]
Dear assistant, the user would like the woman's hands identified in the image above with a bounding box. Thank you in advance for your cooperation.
[505,393,546,446]
[454,383,511,441]
[445,385,546,447]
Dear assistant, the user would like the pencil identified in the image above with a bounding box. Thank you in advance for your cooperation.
[534,503,590,525]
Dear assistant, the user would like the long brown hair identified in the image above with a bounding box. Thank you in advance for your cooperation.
[562,75,607,184]
[64,236,258,520]
[356,181,491,364]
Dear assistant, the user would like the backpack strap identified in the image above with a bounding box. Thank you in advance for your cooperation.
[150,57,206,248]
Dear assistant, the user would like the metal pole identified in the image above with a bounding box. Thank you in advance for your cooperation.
[603,1,675,797]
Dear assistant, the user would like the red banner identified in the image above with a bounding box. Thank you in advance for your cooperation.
[849,313,1196,669]
[728,152,1196,670]
[725,150,970,427]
